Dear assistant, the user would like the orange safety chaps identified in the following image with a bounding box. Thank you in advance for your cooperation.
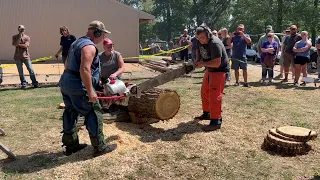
[201,71,225,119]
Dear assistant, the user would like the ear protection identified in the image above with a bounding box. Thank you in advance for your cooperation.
[93,28,102,38]
[199,25,213,39]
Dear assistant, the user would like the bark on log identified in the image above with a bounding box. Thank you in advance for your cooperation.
[127,88,180,121]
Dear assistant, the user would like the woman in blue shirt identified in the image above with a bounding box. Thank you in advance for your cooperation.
[293,31,312,86]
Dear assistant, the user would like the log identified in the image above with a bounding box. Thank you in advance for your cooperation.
[127,88,180,122]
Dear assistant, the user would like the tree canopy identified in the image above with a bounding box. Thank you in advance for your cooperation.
[118,0,320,44]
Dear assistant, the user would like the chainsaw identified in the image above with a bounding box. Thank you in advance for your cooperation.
[98,61,195,108]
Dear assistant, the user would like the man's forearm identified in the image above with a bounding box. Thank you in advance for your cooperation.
[80,69,94,93]
[243,36,251,44]
[56,47,62,55]
[201,59,221,68]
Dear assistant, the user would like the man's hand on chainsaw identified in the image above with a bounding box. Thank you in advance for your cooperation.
[88,90,98,102]
[195,61,204,68]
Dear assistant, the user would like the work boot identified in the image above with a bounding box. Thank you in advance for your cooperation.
[93,144,117,157]
[192,112,210,124]
[64,144,88,156]
[194,112,210,120]
[62,131,86,156]
[201,119,222,132]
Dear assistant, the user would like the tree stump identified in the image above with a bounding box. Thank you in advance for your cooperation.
[127,88,180,123]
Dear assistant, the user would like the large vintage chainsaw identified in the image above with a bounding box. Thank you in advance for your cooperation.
[93,61,195,124]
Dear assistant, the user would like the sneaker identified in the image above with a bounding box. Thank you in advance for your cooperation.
[300,82,306,86]
[33,84,41,88]
[93,144,117,157]
[194,113,210,120]
[63,143,88,156]
[243,83,250,87]
[293,81,298,86]
[269,79,274,84]
[234,82,240,86]
[259,79,265,84]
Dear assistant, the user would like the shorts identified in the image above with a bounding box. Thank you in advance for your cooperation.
[283,52,295,67]
[231,58,247,70]
[294,56,309,65]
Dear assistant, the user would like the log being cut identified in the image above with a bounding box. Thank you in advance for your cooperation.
[91,62,195,125]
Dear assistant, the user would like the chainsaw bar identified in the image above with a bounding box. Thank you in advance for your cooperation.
[130,63,194,97]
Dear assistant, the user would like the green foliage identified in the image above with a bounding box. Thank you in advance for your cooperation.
[118,0,320,43]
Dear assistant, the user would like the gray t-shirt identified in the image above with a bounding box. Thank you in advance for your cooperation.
[99,51,121,80]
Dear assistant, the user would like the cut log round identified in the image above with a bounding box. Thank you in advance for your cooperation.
[266,133,304,148]
[58,103,65,109]
[269,128,297,142]
[276,126,318,141]
[127,88,180,121]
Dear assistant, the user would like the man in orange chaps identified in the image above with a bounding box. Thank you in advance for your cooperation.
[194,25,229,132]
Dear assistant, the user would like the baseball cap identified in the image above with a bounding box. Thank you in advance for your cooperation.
[18,25,25,30]
[103,38,113,46]
[266,25,273,31]
[88,20,111,34]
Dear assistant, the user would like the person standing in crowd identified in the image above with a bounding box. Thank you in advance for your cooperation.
[12,25,39,89]
[99,38,125,83]
[193,25,229,132]
[278,29,291,78]
[316,37,320,78]
[55,26,77,67]
[293,31,312,86]
[257,25,280,55]
[179,29,191,62]
[60,21,117,157]
[191,35,198,63]
[282,25,302,82]
[260,33,279,84]
[220,28,232,84]
[257,25,280,81]
[218,30,223,40]
[212,30,218,36]
[227,24,252,87]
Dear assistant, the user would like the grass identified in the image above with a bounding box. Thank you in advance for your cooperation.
[0,65,320,179]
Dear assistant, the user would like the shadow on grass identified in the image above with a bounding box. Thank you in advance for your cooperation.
[0,84,58,92]
[249,81,319,90]
[0,147,97,174]
[115,120,205,143]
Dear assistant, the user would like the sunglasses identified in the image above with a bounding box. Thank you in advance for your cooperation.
[267,36,273,38]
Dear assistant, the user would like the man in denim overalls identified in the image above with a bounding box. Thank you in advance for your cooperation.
[60,21,117,157]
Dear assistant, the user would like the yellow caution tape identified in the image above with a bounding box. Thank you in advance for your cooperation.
[0,56,53,69]
[0,45,190,67]
[124,45,190,60]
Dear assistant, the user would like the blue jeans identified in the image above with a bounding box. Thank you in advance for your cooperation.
[60,73,107,149]
[262,64,274,80]
[15,59,38,86]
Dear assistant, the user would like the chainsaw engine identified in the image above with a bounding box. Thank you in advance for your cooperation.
[100,79,132,109]
[102,78,129,96]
